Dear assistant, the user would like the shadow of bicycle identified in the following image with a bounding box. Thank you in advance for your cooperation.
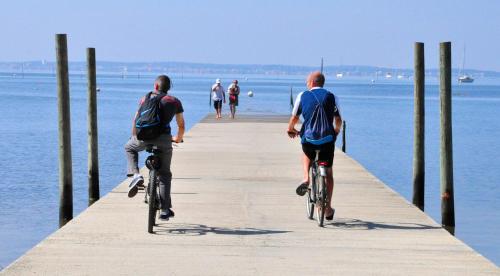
[323,218,441,231]
[153,223,291,236]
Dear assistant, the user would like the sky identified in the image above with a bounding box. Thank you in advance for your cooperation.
[1,0,499,71]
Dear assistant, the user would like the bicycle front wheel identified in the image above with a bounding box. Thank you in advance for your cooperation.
[315,173,327,227]
[306,167,315,219]
[148,170,158,233]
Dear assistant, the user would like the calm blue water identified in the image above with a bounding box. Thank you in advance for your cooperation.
[0,73,499,268]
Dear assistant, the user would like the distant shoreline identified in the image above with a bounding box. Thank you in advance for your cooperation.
[1,61,500,78]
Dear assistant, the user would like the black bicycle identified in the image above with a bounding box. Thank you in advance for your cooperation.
[144,144,162,233]
[306,150,329,227]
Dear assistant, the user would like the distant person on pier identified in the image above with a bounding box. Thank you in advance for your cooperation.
[227,79,240,119]
[125,75,185,221]
[287,71,342,221]
[211,78,225,119]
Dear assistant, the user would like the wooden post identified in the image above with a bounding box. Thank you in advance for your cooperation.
[289,86,293,110]
[320,57,324,73]
[56,34,73,227]
[439,41,455,235]
[87,48,100,206]
[342,121,346,153]
[413,42,425,211]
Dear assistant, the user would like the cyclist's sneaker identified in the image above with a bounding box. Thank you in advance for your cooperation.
[296,182,309,196]
[326,208,335,221]
[159,209,175,221]
[127,175,144,198]
[137,182,146,190]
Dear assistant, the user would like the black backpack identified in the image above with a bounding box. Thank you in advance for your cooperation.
[135,92,166,140]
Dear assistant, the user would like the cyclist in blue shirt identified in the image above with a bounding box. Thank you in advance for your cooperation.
[287,71,342,220]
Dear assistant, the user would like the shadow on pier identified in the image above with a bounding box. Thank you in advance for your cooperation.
[325,218,441,231]
[154,223,291,236]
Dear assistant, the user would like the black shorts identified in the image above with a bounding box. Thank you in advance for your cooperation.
[213,100,222,109]
[302,141,335,167]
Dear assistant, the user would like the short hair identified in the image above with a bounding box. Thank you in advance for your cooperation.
[155,75,171,92]
[312,73,325,87]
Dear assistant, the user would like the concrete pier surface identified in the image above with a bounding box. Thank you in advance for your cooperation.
[2,115,498,275]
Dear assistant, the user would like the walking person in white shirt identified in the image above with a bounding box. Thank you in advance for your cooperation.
[211,78,225,119]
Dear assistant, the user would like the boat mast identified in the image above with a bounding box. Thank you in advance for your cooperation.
[460,44,466,76]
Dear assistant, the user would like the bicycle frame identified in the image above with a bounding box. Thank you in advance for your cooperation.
[306,150,329,227]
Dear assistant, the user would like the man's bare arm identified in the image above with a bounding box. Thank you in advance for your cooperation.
[334,115,342,135]
[173,112,185,143]
[287,115,300,138]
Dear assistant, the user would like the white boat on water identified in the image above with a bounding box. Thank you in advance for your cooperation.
[385,72,392,79]
[458,45,474,83]
[336,73,343,78]
[458,75,474,83]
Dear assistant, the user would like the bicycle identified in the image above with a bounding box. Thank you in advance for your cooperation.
[306,150,329,227]
[144,140,182,233]
[143,144,162,234]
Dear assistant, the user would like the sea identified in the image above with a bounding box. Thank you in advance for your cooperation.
[0,72,499,269]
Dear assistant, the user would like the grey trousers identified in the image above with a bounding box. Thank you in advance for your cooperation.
[125,134,173,210]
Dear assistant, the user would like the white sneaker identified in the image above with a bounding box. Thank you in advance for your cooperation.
[159,209,175,221]
[128,175,144,198]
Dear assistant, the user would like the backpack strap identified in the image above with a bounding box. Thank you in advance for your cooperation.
[307,90,327,113]
[308,89,327,104]
[142,91,154,104]
[145,91,167,103]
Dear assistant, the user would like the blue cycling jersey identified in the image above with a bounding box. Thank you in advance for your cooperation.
[292,88,341,145]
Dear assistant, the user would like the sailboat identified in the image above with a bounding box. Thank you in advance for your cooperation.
[458,45,474,83]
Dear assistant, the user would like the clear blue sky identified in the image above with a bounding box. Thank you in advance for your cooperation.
[1,0,499,71]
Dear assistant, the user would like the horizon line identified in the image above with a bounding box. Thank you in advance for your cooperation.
[0,60,498,74]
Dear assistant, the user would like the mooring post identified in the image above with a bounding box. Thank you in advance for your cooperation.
[439,41,455,235]
[56,34,73,227]
[87,48,100,206]
[413,42,425,211]
[342,121,346,153]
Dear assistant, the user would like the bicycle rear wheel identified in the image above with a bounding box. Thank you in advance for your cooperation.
[306,167,315,219]
[148,170,158,233]
[315,173,327,227]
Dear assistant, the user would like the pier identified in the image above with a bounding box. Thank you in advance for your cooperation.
[2,115,498,275]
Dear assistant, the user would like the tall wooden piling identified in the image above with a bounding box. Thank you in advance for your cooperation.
[56,34,73,227]
[342,121,346,153]
[439,42,455,235]
[413,42,425,211]
[87,48,100,206]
